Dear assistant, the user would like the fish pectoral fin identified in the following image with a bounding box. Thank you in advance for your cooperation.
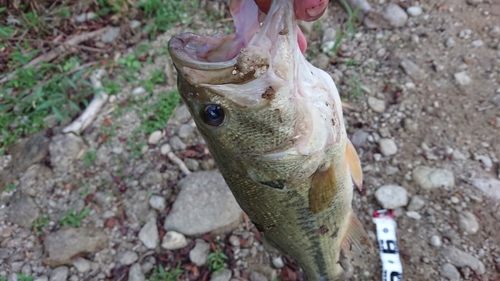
[346,139,363,191]
[308,164,337,214]
[340,210,374,266]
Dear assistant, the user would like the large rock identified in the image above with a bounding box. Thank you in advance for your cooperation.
[49,134,86,173]
[412,166,454,189]
[164,171,242,236]
[7,196,40,227]
[374,185,408,209]
[0,134,50,193]
[470,177,500,200]
[44,227,108,267]
[441,246,485,274]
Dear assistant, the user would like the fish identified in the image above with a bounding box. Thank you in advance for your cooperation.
[168,0,372,280]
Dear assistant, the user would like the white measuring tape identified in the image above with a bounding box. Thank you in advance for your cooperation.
[373,209,403,281]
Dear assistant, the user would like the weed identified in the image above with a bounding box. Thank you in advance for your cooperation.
[16,272,34,281]
[208,247,228,273]
[346,73,363,99]
[83,150,97,167]
[136,89,180,135]
[60,209,91,228]
[0,276,6,281]
[143,69,165,93]
[103,80,121,96]
[148,262,184,281]
[30,215,49,236]
[346,58,359,67]
[313,21,323,35]
[341,0,361,37]
[5,183,16,192]
[140,0,197,38]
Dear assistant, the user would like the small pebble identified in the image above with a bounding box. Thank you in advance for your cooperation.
[430,235,442,247]
[148,130,163,145]
[406,6,422,17]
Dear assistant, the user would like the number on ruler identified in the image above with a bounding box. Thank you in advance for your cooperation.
[380,239,398,254]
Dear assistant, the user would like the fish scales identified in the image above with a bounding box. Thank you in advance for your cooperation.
[169,0,372,280]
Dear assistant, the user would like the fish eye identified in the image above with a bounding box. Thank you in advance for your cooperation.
[202,104,225,126]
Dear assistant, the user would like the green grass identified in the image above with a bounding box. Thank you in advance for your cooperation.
[5,183,16,193]
[16,273,34,281]
[340,0,361,37]
[83,150,97,168]
[346,73,363,99]
[148,263,184,281]
[60,209,91,228]
[135,89,180,135]
[140,0,197,38]
[208,247,228,273]
[29,215,50,236]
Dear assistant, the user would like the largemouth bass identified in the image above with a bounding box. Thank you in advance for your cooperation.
[168,0,372,280]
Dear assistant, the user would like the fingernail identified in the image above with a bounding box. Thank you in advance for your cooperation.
[305,2,328,19]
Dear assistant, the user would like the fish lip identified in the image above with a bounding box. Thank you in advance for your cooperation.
[168,33,238,71]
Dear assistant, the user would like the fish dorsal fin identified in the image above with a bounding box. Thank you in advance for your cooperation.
[346,139,363,191]
[340,210,374,266]
[309,164,337,214]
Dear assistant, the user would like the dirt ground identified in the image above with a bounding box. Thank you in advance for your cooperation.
[1,0,500,280]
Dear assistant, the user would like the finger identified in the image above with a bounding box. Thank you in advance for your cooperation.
[294,0,328,21]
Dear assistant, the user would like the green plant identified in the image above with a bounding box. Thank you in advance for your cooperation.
[346,73,363,99]
[60,209,91,228]
[330,31,344,58]
[140,0,197,37]
[341,0,361,37]
[207,247,228,273]
[83,150,97,167]
[136,90,180,135]
[16,272,34,281]
[346,58,359,67]
[30,215,49,236]
[0,276,6,281]
[5,183,16,192]
[143,69,165,93]
[148,263,184,281]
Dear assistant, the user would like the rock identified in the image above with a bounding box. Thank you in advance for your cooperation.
[351,130,369,148]
[322,27,337,42]
[161,231,188,250]
[445,37,456,48]
[375,185,408,209]
[49,266,69,281]
[129,20,141,29]
[75,12,97,23]
[49,134,86,173]
[458,211,479,234]
[383,3,408,27]
[406,6,422,17]
[148,130,163,145]
[413,166,455,189]
[400,59,426,82]
[140,171,163,187]
[132,87,146,96]
[44,227,107,267]
[454,71,471,85]
[406,211,421,220]
[250,272,268,281]
[441,263,460,281]
[184,158,200,171]
[311,53,330,71]
[407,196,425,211]
[272,257,285,269]
[474,155,493,171]
[189,240,210,266]
[471,177,500,199]
[34,277,48,281]
[452,149,468,160]
[128,263,146,281]
[164,171,242,236]
[117,251,138,266]
[378,138,398,156]
[139,218,159,249]
[229,235,241,247]
[72,258,91,273]
[177,124,195,141]
[0,134,50,193]
[210,269,232,281]
[466,0,482,5]
[430,235,442,247]
[160,144,171,155]
[442,246,485,274]
[367,97,386,113]
[101,27,121,43]
[169,136,187,151]
[471,40,483,47]
[6,196,39,227]
[492,94,500,106]
[149,195,166,211]
[403,118,418,133]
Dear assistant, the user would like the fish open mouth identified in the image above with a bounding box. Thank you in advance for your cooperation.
[168,0,300,85]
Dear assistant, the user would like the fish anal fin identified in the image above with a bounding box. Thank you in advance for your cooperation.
[346,139,363,191]
[309,164,337,214]
[340,210,374,266]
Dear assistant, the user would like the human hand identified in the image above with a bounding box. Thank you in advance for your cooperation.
[254,0,328,53]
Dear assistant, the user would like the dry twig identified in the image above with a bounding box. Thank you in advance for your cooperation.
[167,152,192,175]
